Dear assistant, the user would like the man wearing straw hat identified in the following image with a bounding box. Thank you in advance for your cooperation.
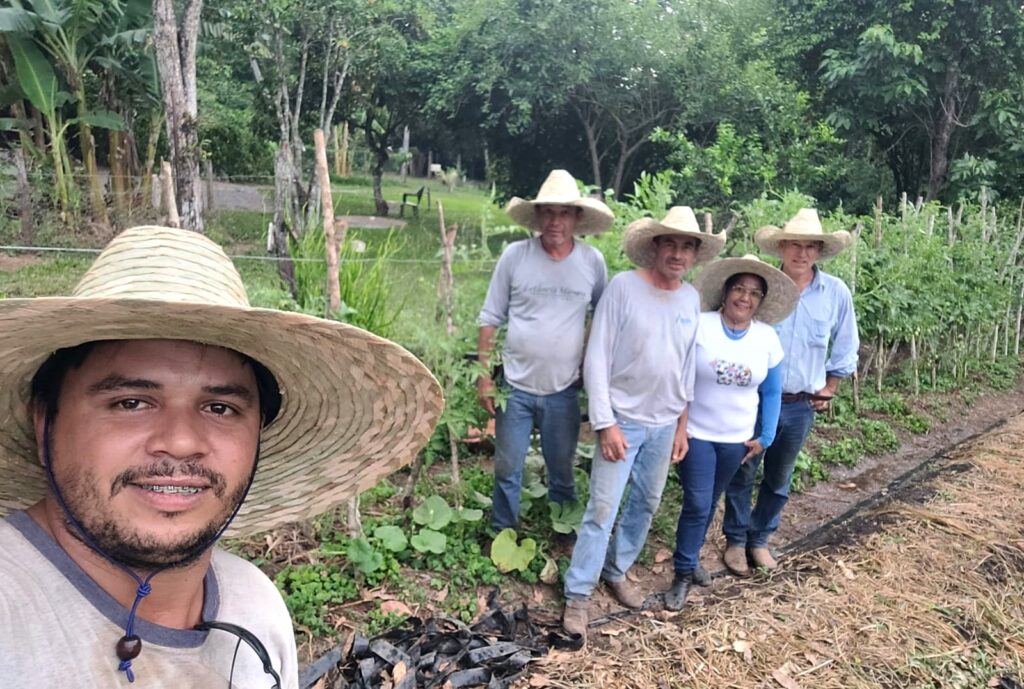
[0,226,442,686]
[562,207,724,637]
[722,208,859,575]
[478,169,612,534]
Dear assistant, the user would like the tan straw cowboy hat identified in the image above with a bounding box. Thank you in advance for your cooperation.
[695,254,799,325]
[623,206,726,268]
[755,208,852,259]
[0,226,443,536]
[505,169,613,235]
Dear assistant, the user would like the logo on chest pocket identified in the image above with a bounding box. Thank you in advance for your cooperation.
[710,359,752,387]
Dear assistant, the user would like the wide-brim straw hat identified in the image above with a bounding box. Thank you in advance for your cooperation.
[755,208,852,259]
[694,254,799,325]
[0,226,443,537]
[505,169,613,235]
[623,206,726,268]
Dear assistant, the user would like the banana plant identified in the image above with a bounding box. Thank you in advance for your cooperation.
[0,0,139,224]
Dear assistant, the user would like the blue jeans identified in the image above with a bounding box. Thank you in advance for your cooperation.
[723,400,815,548]
[672,438,747,574]
[491,384,581,531]
[564,418,675,600]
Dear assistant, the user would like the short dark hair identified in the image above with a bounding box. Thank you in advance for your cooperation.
[30,341,282,427]
[724,272,768,296]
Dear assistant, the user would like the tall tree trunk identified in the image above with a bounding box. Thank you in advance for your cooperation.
[153,0,204,232]
[139,110,163,209]
[372,147,388,216]
[108,127,129,220]
[925,63,961,201]
[72,95,109,226]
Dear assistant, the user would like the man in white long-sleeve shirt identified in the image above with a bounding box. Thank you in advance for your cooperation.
[562,207,724,638]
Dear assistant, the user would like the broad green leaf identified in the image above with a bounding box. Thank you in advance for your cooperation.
[549,500,585,535]
[372,525,408,553]
[410,528,447,554]
[347,537,383,574]
[71,110,125,131]
[412,495,453,530]
[456,507,483,522]
[523,480,548,499]
[7,36,57,114]
[0,7,37,32]
[0,117,33,131]
[468,489,493,507]
[490,528,537,573]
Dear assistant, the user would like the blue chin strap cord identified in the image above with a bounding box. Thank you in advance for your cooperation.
[41,414,260,683]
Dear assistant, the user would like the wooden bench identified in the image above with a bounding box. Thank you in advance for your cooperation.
[399,186,431,218]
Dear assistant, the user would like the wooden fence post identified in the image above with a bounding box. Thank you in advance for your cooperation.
[314,128,341,317]
[204,159,215,213]
[14,147,34,245]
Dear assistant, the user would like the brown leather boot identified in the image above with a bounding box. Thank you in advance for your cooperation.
[723,544,751,577]
[562,598,591,637]
[748,546,778,570]
[604,578,645,609]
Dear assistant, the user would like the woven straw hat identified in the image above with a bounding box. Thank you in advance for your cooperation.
[505,169,613,235]
[755,208,852,259]
[623,206,726,268]
[0,226,443,536]
[694,254,799,325]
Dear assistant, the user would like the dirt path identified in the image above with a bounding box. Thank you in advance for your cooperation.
[210,181,406,229]
[536,410,1024,688]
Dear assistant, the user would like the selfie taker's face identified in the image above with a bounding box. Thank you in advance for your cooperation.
[38,340,261,568]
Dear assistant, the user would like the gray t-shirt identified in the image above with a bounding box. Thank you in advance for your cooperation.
[479,237,608,395]
[584,270,700,430]
[0,511,299,689]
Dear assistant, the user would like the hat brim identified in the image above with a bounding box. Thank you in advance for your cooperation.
[754,227,852,259]
[622,218,725,268]
[693,257,799,325]
[505,197,614,235]
[0,298,443,537]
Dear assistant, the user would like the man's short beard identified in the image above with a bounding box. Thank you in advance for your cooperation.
[55,462,250,570]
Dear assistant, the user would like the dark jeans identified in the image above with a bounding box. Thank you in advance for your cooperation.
[672,438,747,574]
[490,384,580,531]
[723,399,815,548]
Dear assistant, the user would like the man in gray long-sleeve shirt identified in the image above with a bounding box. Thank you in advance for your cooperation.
[562,206,724,638]
[478,170,613,533]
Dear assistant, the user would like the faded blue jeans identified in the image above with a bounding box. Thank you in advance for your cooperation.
[673,438,747,574]
[564,418,675,600]
[723,399,815,548]
[491,384,580,532]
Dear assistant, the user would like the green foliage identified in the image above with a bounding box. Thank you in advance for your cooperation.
[347,537,384,574]
[412,495,454,530]
[275,564,358,636]
[372,525,408,552]
[289,227,404,336]
[489,529,538,574]
[858,419,900,455]
[548,501,585,535]
[410,528,447,554]
[791,450,830,493]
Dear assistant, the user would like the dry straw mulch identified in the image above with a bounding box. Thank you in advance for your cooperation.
[530,416,1024,689]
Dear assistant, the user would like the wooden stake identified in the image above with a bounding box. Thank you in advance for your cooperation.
[161,160,180,228]
[910,333,920,396]
[434,201,462,491]
[314,128,341,316]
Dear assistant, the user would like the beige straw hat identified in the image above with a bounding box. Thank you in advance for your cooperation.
[623,206,726,268]
[754,208,852,259]
[694,254,799,325]
[505,169,614,235]
[0,226,443,536]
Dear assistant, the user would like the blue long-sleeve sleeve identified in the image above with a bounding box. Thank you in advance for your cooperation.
[756,362,784,448]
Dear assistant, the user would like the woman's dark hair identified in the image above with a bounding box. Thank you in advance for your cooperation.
[30,341,282,426]
[724,272,768,297]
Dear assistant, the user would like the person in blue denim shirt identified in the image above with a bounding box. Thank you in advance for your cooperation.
[477,170,613,533]
[561,207,724,639]
[722,209,860,576]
